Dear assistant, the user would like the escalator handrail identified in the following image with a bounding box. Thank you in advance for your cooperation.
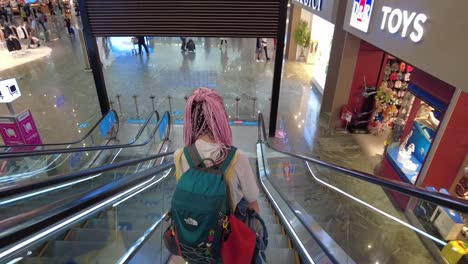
[0,150,175,200]
[257,113,468,213]
[0,110,119,151]
[0,162,174,258]
[0,110,164,159]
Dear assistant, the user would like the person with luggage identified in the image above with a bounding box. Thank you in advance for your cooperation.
[186,38,195,52]
[137,36,149,54]
[166,88,264,264]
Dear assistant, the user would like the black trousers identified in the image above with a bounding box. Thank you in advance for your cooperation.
[263,46,269,59]
[138,42,149,54]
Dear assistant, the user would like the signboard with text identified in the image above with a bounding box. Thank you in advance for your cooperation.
[16,110,42,145]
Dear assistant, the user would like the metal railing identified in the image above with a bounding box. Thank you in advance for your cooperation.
[0,111,165,159]
[0,110,119,152]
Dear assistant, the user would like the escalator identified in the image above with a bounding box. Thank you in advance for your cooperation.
[0,113,466,264]
[0,111,171,223]
[0,110,165,187]
[0,110,120,185]
[0,111,117,154]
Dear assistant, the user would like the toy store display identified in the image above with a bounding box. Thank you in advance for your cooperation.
[451,154,468,201]
[368,58,413,135]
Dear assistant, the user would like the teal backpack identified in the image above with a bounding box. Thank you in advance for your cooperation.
[168,144,237,264]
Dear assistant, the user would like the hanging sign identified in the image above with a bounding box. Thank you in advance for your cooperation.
[0,78,21,103]
[293,0,323,11]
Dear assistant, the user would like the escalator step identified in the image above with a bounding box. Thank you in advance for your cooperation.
[42,240,108,257]
[20,256,71,264]
[87,219,115,229]
[264,248,297,264]
[268,234,290,249]
[266,224,283,234]
[65,228,143,243]
[262,215,277,224]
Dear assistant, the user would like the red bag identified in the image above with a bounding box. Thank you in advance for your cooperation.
[221,215,256,264]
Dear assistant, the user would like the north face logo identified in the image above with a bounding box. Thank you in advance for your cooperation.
[184,217,198,226]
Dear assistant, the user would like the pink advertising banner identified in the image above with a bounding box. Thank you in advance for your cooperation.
[0,119,24,145]
[16,110,42,145]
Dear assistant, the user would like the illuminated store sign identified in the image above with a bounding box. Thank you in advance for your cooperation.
[294,0,323,11]
[350,0,375,33]
[380,6,427,43]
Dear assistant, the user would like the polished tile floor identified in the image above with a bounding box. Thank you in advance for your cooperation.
[1,31,437,263]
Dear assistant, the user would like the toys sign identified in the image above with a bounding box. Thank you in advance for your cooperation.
[0,78,21,103]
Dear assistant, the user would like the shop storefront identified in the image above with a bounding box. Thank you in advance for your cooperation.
[340,0,468,262]
[286,0,340,93]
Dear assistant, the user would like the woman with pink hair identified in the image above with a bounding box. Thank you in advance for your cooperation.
[174,87,260,213]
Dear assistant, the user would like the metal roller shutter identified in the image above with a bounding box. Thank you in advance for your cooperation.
[83,0,281,37]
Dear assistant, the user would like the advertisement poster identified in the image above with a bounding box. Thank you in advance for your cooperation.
[99,111,116,138]
[16,110,43,145]
[0,119,24,145]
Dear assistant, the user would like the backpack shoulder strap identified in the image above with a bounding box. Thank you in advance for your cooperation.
[183,144,203,168]
[175,149,184,182]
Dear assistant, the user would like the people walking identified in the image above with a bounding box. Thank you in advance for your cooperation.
[37,9,47,32]
[137,36,149,54]
[256,38,262,62]
[261,38,270,61]
[219,37,227,47]
[180,37,187,51]
[64,17,74,36]
[6,4,14,24]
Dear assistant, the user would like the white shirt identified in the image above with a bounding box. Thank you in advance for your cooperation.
[174,139,259,206]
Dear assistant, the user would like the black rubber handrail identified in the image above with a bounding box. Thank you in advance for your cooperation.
[0,110,119,151]
[0,110,165,159]
[0,150,175,199]
[0,162,174,254]
[257,113,468,213]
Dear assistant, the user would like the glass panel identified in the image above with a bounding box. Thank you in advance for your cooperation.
[262,144,467,264]
[11,167,173,263]
[0,112,105,153]
[0,111,162,188]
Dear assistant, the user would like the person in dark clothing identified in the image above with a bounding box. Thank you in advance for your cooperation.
[64,17,74,35]
[255,38,263,62]
[47,1,55,16]
[0,8,6,25]
[6,4,13,24]
[180,37,187,51]
[37,9,47,32]
[186,38,195,52]
[137,36,149,54]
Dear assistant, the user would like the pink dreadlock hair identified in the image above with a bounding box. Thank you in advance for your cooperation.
[184,88,233,164]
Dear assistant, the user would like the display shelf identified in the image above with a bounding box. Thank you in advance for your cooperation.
[386,144,421,184]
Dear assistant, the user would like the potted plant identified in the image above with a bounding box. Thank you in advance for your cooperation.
[294,19,311,60]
